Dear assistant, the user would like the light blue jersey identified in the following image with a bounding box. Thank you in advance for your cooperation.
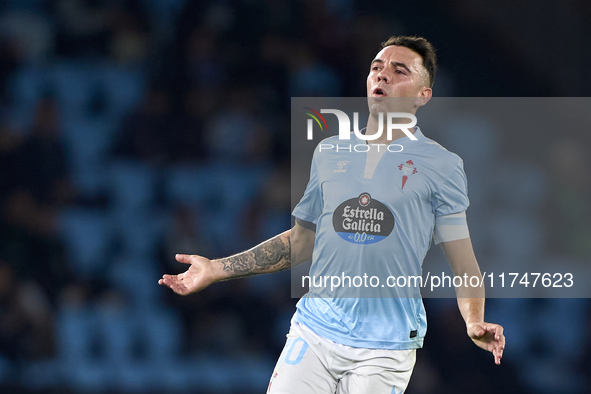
[292,128,469,350]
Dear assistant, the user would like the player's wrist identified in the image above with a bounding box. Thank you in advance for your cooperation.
[466,320,484,332]
[465,321,488,339]
[464,316,485,330]
[210,259,230,282]
[465,318,483,325]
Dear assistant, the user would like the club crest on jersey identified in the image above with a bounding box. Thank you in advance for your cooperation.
[359,192,370,206]
[332,193,395,244]
[398,160,418,190]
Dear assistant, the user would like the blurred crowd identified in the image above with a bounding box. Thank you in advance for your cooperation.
[0,0,590,393]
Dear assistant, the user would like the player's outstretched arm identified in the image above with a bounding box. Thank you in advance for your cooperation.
[440,238,506,365]
[158,222,315,296]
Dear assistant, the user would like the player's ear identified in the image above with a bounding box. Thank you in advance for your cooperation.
[416,86,432,107]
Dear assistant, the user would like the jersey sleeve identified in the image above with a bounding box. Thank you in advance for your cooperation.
[432,159,470,244]
[292,151,323,224]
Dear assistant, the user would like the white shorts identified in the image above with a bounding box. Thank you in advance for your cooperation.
[267,321,416,394]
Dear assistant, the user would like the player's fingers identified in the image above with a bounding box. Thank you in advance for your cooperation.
[492,324,504,341]
[494,337,504,363]
[493,347,501,365]
[482,324,501,343]
[175,254,193,264]
[160,274,182,288]
[494,339,504,355]
[491,325,505,353]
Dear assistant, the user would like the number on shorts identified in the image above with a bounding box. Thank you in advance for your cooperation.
[284,338,309,365]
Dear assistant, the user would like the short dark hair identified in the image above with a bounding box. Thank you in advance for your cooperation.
[381,36,437,88]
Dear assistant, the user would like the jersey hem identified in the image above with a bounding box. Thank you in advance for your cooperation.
[293,313,424,351]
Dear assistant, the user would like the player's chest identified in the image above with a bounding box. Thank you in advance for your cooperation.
[317,153,437,206]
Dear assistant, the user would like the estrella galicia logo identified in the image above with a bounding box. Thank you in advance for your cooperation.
[332,193,394,244]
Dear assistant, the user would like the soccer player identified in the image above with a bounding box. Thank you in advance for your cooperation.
[159,36,505,394]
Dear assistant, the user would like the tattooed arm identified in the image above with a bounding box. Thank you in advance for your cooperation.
[158,222,315,295]
[216,230,292,279]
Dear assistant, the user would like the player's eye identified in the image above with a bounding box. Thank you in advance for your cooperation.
[395,69,405,75]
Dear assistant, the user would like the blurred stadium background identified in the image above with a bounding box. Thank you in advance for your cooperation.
[0,0,590,393]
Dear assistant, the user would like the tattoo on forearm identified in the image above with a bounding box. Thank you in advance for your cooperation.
[253,236,290,270]
[221,253,255,273]
[216,233,291,279]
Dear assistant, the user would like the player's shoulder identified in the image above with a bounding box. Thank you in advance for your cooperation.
[411,135,465,181]
[418,135,464,167]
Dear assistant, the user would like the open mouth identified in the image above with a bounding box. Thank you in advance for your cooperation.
[372,88,387,96]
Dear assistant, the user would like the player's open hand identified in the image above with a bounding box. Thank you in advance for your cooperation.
[467,322,505,365]
[158,254,216,295]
